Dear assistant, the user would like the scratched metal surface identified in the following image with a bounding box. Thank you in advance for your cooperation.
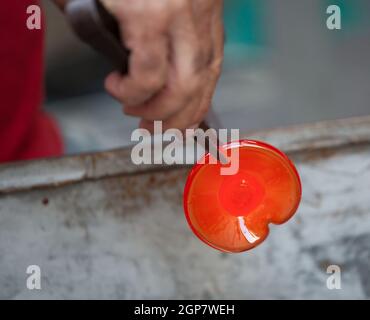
[0,116,370,299]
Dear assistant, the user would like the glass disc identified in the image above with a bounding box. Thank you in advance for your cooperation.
[184,140,302,253]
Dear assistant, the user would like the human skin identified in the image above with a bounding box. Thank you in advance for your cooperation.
[54,0,224,132]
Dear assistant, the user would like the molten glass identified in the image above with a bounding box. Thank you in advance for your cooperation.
[184,140,302,253]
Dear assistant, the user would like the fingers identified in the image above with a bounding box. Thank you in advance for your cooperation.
[105,33,169,106]
[122,2,209,124]
[102,0,224,132]
[133,1,224,133]
[122,68,196,121]
[103,0,170,106]
[138,89,205,133]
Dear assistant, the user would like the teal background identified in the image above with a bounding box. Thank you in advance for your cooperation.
[223,0,368,54]
[224,0,264,47]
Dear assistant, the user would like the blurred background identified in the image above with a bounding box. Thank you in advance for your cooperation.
[43,0,370,155]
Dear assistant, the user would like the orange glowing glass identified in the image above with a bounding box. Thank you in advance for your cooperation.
[183,140,302,253]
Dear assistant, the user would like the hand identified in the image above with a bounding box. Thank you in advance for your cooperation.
[101,0,224,132]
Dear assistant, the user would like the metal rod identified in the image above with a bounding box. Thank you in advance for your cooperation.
[198,120,229,164]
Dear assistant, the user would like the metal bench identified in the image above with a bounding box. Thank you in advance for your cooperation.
[1,115,369,299]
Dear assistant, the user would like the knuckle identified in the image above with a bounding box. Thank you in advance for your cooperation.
[205,58,223,84]
[179,74,202,98]
[140,74,164,92]
[210,55,224,76]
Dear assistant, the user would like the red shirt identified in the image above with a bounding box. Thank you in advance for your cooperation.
[0,0,63,163]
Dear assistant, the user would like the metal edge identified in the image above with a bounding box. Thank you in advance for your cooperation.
[0,115,369,194]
